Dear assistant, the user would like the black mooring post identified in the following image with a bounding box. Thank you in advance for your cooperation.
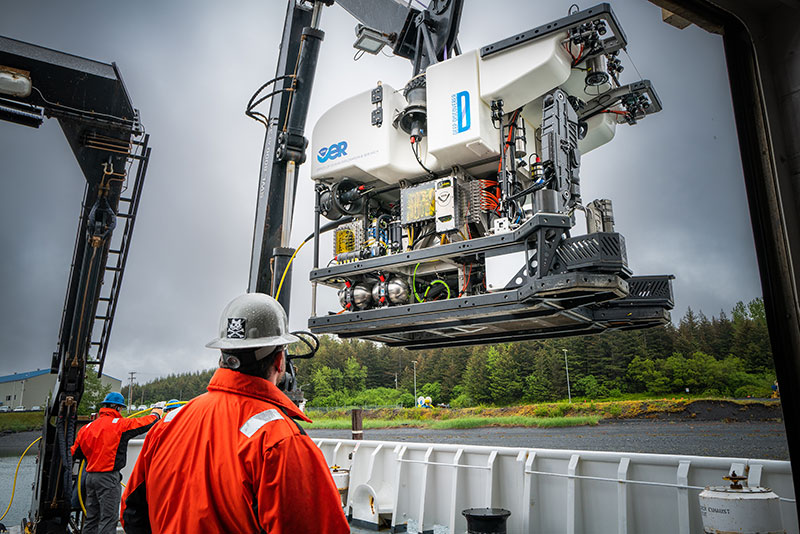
[462,509,511,534]
[351,408,363,440]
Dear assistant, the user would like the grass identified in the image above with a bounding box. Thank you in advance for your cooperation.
[303,397,782,431]
[0,411,44,433]
[301,418,423,430]
[1,398,780,434]
[302,415,600,430]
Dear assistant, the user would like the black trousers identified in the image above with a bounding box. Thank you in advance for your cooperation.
[84,471,121,534]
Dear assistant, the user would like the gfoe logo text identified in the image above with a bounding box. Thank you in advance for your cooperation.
[317,141,348,163]
[451,91,470,134]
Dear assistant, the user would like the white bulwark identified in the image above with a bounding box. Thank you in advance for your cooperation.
[123,438,798,534]
[0,369,122,411]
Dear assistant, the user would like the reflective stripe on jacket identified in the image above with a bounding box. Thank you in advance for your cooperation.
[120,368,349,534]
[71,407,159,472]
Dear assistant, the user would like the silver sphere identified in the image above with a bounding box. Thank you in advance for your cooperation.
[353,283,373,310]
[387,277,410,304]
[371,282,386,306]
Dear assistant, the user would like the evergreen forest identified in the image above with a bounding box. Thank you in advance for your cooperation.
[121,298,776,408]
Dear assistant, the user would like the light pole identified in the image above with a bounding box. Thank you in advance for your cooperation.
[563,349,572,403]
[412,360,418,403]
[127,371,136,413]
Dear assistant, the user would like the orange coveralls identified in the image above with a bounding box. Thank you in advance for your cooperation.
[71,407,159,472]
[71,407,159,534]
[120,368,349,534]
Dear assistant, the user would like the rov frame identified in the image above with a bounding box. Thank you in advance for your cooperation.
[308,206,673,348]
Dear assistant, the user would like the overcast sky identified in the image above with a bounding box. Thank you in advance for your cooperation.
[0,0,760,383]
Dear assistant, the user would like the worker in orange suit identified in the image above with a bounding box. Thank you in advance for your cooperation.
[120,293,349,534]
[71,392,161,534]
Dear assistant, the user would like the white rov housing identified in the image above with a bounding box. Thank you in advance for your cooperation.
[310,31,620,186]
[310,83,429,185]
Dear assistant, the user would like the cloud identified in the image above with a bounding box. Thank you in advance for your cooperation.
[0,0,763,381]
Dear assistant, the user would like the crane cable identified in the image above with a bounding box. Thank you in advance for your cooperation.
[0,436,41,522]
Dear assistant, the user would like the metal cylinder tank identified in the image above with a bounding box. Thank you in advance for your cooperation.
[698,485,784,534]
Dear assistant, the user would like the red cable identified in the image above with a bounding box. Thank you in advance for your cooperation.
[573,44,585,66]
[459,264,473,297]
[497,110,520,172]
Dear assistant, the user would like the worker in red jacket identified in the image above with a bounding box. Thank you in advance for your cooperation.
[71,392,161,534]
[120,293,349,534]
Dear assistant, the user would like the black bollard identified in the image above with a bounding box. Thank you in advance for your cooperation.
[462,508,511,534]
[351,408,363,440]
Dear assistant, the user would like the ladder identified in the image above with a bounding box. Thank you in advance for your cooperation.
[89,134,151,377]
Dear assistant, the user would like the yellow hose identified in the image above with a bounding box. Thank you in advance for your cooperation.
[78,460,88,516]
[275,239,308,300]
[128,401,188,418]
[0,436,41,522]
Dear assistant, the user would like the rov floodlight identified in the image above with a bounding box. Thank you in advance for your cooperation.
[353,25,389,54]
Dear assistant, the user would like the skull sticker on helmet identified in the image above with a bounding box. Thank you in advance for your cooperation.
[207,293,298,350]
[227,318,246,339]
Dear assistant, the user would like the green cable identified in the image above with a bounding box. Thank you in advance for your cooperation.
[414,263,452,302]
[424,279,451,300]
[412,263,423,303]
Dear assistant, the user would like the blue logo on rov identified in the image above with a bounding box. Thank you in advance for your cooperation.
[451,91,471,134]
[317,141,348,163]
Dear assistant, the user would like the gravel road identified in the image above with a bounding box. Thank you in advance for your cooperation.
[307,420,789,460]
[1,420,789,460]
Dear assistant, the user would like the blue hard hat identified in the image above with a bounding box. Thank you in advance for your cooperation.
[165,399,181,411]
[102,392,126,407]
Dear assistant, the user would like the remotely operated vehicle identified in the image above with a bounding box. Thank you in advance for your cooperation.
[245,0,673,361]
[305,4,674,349]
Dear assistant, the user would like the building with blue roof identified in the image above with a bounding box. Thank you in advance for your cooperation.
[0,369,122,411]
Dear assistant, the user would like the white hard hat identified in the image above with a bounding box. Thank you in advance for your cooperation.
[206,293,298,350]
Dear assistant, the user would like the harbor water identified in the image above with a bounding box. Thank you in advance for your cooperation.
[0,453,36,528]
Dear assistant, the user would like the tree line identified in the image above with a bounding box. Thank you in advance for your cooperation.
[122,299,776,408]
[122,369,215,407]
